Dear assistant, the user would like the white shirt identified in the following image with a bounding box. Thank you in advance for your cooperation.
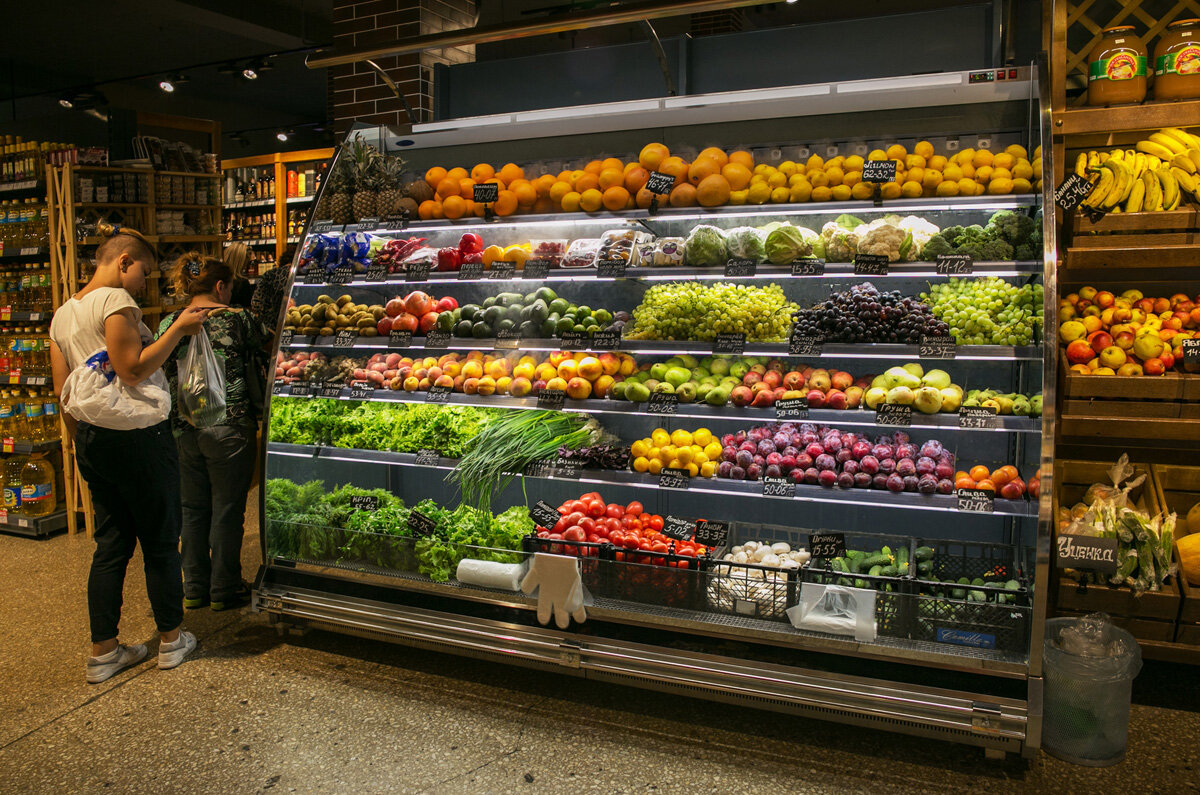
[50,287,153,371]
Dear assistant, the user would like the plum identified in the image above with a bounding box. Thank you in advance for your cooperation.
[779,455,798,471]
[721,434,737,447]
[893,431,910,445]
[842,459,859,475]
[823,436,843,454]
[886,474,905,492]
[854,472,872,488]
[753,454,766,467]
[773,432,790,449]
[800,431,819,446]
[806,442,825,459]
[872,444,894,460]
[796,453,814,470]
[896,443,916,460]
[879,457,897,474]
[735,430,747,443]
[876,434,894,446]
[804,468,820,485]
[735,450,754,469]
[935,462,955,481]
[937,478,954,494]
[782,445,799,458]
[915,457,936,476]
[842,432,859,448]
[918,474,938,494]
[730,465,747,480]
[746,463,763,480]
[765,464,782,479]
[740,441,758,454]
[717,461,734,478]
[790,468,805,484]
[903,475,920,492]
[920,440,944,459]
[815,454,837,471]
[896,458,917,477]
[851,441,872,460]
[818,470,838,488]
[766,452,784,467]
[837,472,855,489]
[860,455,880,475]
[757,440,777,456]
[873,474,890,490]
[835,448,853,465]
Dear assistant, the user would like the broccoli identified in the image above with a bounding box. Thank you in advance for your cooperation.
[1014,243,1038,261]
[921,234,956,259]
[952,225,988,246]
[939,225,966,245]
[986,210,1037,247]
[958,237,1014,261]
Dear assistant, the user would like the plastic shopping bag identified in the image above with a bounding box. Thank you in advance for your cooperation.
[178,330,226,428]
[61,349,171,431]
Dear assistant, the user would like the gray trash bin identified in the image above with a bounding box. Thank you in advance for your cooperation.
[1043,613,1143,766]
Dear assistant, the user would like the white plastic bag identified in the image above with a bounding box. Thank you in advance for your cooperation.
[178,329,226,428]
[787,582,877,642]
[61,349,171,431]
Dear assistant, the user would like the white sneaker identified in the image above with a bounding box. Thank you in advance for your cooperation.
[87,643,148,684]
[157,630,197,670]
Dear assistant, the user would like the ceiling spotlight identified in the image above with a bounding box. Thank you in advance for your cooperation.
[276,130,290,142]
[59,96,74,108]
[159,79,175,92]
[59,90,107,111]
[242,67,258,80]
[159,73,187,93]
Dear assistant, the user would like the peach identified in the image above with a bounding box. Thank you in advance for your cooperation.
[577,356,603,380]
[598,353,621,376]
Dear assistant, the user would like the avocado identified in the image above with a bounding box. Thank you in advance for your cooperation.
[455,320,474,337]
[459,304,481,322]
[471,321,492,338]
[483,305,504,325]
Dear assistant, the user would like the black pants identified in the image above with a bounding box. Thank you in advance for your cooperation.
[76,421,184,643]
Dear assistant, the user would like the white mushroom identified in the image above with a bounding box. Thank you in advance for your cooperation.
[771,542,792,555]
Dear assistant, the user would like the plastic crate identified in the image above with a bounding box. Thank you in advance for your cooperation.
[704,523,806,621]
[800,530,916,637]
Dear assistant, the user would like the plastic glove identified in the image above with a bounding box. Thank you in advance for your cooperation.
[520,553,586,629]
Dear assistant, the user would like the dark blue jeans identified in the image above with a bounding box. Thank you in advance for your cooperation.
[76,421,184,643]
[176,424,256,602]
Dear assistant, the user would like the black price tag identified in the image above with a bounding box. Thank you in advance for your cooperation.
[350,495,379,512]
[425,385,452,403]
[356,216,380,230]
[596,259,626,278]
[775,397,809,420]
[327,264,354,285]
[552,456,581,480]
[725,259,757,277]
[311,220,334,233]
[1056,534,1119,575]
[459,261,484,280]
[646,171,674,195]
[272,382,287,395]
[661,515,695,541]
[348,386,373,400]
[289,383,314,398]
[333,328,357,348]
[936,254,974,274]
[303,268,325,285]
[536,389,565,410]
[854,254,889,276]
[919,335,955,359]
[647,392,679,415]
[522,259,550,279]
[659,468,690,490]
[762,477,795,498]
[876,404,912,427]
[862,160,897,183]
[713,333,746,355]
[524,458,556,478]
[558,331,588,351]
[1183,338,1200,364]
[791,258,825,277]
[408,511,436,537]
[529,500,563,529]
[789,333,823,357]
[424,330,451,349]
[319,385,343,399]
[415,448,440,465]
[590,329,621,350]
[473,183,499,204]
[959,405,999,429]
[494,329,521,350]
[278,329,294,348]
[488,261,516,280]
[1055,173,1093,212]
[389,329,413,348]
[957,488,995,513]
[694,519,729,548]
[809,532,846,559]
[365,263,389,282]
[404,260,431,282]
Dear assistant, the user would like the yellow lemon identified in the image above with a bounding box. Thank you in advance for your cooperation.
[914,140,935,159]
[790,183,813,202]
[670,429,693,448]
[806,154,825,169]
[972,148,994,168]
[843,154,865,172]
[842,170,862,187]
[987,178,1014,195]
[632,456,650,473]
[901,181,923,198]
[651,428,670,447]
[693,428,713,446]
[729,189,748,205]
[825,166,845,186]
[936,181,960,197]
[905,154,926,169]
[850,182,875,199]
[767,171,787,188]
[579,188,603,212]
[991,167,1013,181]
[880,181,903,200]
[975,165,994,183]
[942,164,963,182]
[630,439,650,458]
[1012,177,1033,194]
[958,177,980,195]
[1013,159,1034,180]
[832,184,852,200]
[956,148,976,165]
[770,186,791,203]
[886,144,907,160]
[812,186,833,201]
[560,191,582,212]
[747,182,772,205]
[1005,144,1028,159]
[867,149,888,161]
[778,160,798,177]
[928,155,948,171]
[992,152,1014,170]
[809,170,830,188]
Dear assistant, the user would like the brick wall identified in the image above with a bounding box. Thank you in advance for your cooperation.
[331,0,477,137]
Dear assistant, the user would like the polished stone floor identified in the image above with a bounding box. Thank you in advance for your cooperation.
[1,504,1197,793]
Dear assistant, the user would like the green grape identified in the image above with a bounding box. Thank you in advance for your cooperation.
[920,276,1043,346]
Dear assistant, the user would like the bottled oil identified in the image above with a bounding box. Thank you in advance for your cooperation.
[23,390,43,442]
[42,391,59,441]
[3,454,22,511]
[19,453,54,516]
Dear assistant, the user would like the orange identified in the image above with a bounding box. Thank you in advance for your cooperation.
[635,187,656,209]
[560,191,582,212]
[583,159,604,175]
[436,177,460,198]
[459,178,477,197]
[721,163,752,190]
[659,156,688,184]
[727,150,754,169]
[471,199,485,218]
[698,147,728,167]
[498,163,524,184]
[532,196,556,214]
[557,169,575,185]
[969,465,990,482]
[534,174,556,197]
[574,172,600,193]
[639,143,670,171]
[914,141,934,159]
[470,163,495,183]
[424,166,448,190]
[669,183,697,207]
[579,188,604,213]
[510,180,537,206]
[494,190,519,216]
[598,168,624,190]
[624,166,650,193]
[417,200,442,220]
[601,157,624,173]
[623,160,641,174]
[441,195,467,219]
[602,186,630,211]
[549,181,573,203]
[688,156,721,185]
[446,166,468,182]
[695,174,731,207]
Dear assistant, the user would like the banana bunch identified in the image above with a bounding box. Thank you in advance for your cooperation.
[1074,127,1200,213]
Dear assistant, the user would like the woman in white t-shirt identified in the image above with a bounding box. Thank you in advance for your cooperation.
[49,224,210,684]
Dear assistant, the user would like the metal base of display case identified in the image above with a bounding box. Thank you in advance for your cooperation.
[0,509,67,539]
[255,573,1036,759]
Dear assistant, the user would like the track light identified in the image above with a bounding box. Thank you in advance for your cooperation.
[59,96,74,108]
[276,130,290,142]
[59,90,107,111]
[159,73,188,93]
[242,66,259,80]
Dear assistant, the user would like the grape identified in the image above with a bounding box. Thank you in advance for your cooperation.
[625,282,798,341]
[789,282,948,344]
[921,277,1043,346]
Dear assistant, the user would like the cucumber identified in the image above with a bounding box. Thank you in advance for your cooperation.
[897,562,910,576]
[881,545,893,558]
[880,565,898,577]
[859,553,891,569]
[915,546,935,561]
[971,577,985,587]
[897,546,909,565]
[917,560,933,575]
[845,549,865,560]
[848,556,861,574]
[854,579,867,589]
[868,565,883,577]
[832,557,847,573]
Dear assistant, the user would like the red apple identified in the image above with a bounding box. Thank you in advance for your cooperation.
[1144,357,1166,375]
[806,388,826,408]
[403,290,434,316]
[385,298,405,318]
[825,389,848,410]
[1066,339,1096,365]
[1088,330,1113,354]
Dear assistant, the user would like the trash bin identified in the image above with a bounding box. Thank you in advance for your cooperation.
[1042,613,1143,766]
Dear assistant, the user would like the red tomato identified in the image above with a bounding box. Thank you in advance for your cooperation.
[567,500,586,515]
[645,515,664,532]
[638,540,653,551]
[563,525,584,541]
[622,535,640,549]
[676,546,696,557]
[586,533,603,544]
[651,541,669,554]
[536,530,550,539]
[579,517,596,533]
[564,511,585,528]
[552,517,568,533]
[605,503,624,519]
[585,501,605,519]
[626,501,643,516]
[602,517,622,534]
[625,519,642,534]
[581,491,601,502]
[608,530,625,546]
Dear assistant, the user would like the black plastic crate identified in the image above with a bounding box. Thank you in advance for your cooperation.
[800,531,917,639]
[909,593,1030,655]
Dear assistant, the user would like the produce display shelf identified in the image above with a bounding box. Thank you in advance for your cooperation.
[0,508,67,538]
[0,180,43,194]
[1064,244,1200,270]
[290,261,1043,288]
[283,336,1042,362]
[266,441,1040,517]
[224,198,275,209]
[1059,414,1200,442]
[1053,101,1200,136]
[0,247,49,259]
[272,383,1043,434]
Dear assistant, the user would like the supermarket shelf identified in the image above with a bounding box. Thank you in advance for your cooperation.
[1060,414,1200,442]
[287,195,314,204]
[75,202,152,209]
[158,203,220,210]
[273,382,1043,434]
[156,234,224,244]
[266,442,1040,517]
[0,180,44,195]
[71,165,151,174]
[224,198,275,209]
[0,247,49,259]
[0,310,52,322]
[157,170,220,179]
[0,508,67,538]
[1053,101,1200,136]
[1,439,61,455]
[283,335,1042,362]
[233,238,278,247]
[0,374,50,386]
[1064,244,1200,270]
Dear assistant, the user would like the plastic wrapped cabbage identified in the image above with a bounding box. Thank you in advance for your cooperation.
[820,214,864,262]
[764,224,815,264]
[684,225,728,267]
[726,226,767,262]
[898,216,940,260]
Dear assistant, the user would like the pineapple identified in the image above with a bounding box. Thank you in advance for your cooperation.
[374,155,405,216]
[349,135,381,221]
[318,159,352,224]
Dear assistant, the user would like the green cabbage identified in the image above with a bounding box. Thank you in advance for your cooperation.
[726,226,767,262]
[684,225,728,267]
[764,224,813,264]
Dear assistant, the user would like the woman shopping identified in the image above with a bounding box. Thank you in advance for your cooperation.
[49,224,210,684]
[159,253,271,614]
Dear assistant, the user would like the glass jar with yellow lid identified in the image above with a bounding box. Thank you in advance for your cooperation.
[1088,26,1148,106]
[1154,19,1200,100]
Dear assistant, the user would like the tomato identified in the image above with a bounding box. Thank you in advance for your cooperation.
[536,530,550,539]
[675,546,696,557]
[585,501,605,519]
[622,535,641,549]
[626,501,643,516]
[625,518,642,534]
[605,503,624,519]
[581,491,601,502]
[608,530,625,546]
[567,500,586,515]
[564,511,585,528]
[552,517,568,533]
[579,516,596,533]
[651,541,669,554]
[645,514,664,532]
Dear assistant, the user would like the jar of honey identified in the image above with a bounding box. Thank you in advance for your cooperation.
[1088,26,1148,106]
[1154,19,1200,100]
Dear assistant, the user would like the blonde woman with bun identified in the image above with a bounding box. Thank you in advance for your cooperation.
[49,224,210,684]
[222,241,254,308]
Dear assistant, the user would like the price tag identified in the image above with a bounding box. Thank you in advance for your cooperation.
[854,254,889,276]
[936,254,974,275]
[522,259,550,280]
[1055,173,1093,212]
[2,437,13,453]
[327,264,354,285]
[350,495,379,512]
[919,335,956,359]
[494,329,521,350]
[290,383,314,398]
[536,389,566,410]
[425,385,452,403]
[272,383,287,396]
[488,261,516,280]
[473,183,499,204]
[1183,338,1200,364]
[861,160,897,183]
[356,216,380,230]
[596,260,627,278]
[791,259,825,276]
[1056,534,1119,575]
[303,269,325,285]
[809,532,846,559]
[552,456,581,480]
[590,329,621,350]
[725,259,757,277]
[876,404,912,427]
[524,458,556,478]
[408,510,436,537]
[311,220,335,233]
[365,263,389,281]
[404,260,431,282]
[333,329,357,348]
[661,515,695,541]
[775,397,809,420]
[659,468,690,490]
[789,331,822,357]
[646,171,675,195]
[319,385,343,399]
[529,500,563,529]
[278,329,294,348]
[558,331,588,351]
[957,488,995,514]
[694,519,729,548]
[389,330,413,348]
[415,448,440,465]
[959,405,999,429]
[348,386,373,400]
[761,477,795,498]
[647,392,679,415]
[424,330,451,349]
[713,333,745,355]
[458,261,484,280]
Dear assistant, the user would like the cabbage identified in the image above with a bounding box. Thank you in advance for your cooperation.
[726,226,766,262]
[834,213,865,231]
[764,224,813,264]
[684,225,728,267]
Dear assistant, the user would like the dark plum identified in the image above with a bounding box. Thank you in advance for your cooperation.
[860,455,880,474]
[896,458,917,477]
[735,450,754,469]
[721,434,737,448]
[730,465,747,480]
[818,470,838,488]
[920,440,944,459]
[757,440,777,456]
[935,462,955,481]
[876,434,894,446]
[873,474,890,490]
[766,452,783,467]
[782,446,799,458]
[854,471,872,488]
[723,447,738,463]
[796,453,814,470]
[835,448,853,465]
[915,457,936,476]
[896,443,916,460]
[851,441,872,460]
[805,442,825,459]
[765,464,782,479]
[837,472,855,489]
[893,431,910,445]
[879,457,897,474]
[842,459,859,475]
[872,444,894,460]
[753,454,766,467]
[804,467,820,485]
[773,432,790,449]
[746,463,763,480]
[918,474,938,494]
[902,475,920,492]
[739,441,757,454]
[717,461,734,478]
[823,436,843,454]
[790,468,805,483]
[886,474,905,492]
[937,478,955,494]
[779,454,798,471]
[815,454,837,471]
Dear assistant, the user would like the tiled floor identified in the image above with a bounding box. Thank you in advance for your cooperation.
[1,506,1198,793]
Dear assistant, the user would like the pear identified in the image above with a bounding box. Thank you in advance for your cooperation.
[884,366,920,389]
[871,374,889,389]
[886,386,915,405]
[939,387,962,412]
[706,386,731,406]
[914,386,943,414]
[901,362,925,379]
[676,382,698,403]
[921,369,952,389]
[1030,395,1043,416]
[865,387,888,409]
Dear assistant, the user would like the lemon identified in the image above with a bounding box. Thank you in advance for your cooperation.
[790,183,813,202]
[676,447,694,466]
[579,188,603,212]
[987,178,1015,195]
[670,429,693,448]
[693,427,713,446]
[935,181,960,197]
[809,171,830,188]
[812,186,833,201]
[753,163,769,175]
[1012,159,1034,180]
[806,154,825,169]
[647,459,663,475]
[851,182,875,200]
[942,165,963,182]
[766,171,787,189]
[560,191,582,212]
[880,182,903,200]
[632,456,650,473]
[956,148,975,165]
[651,428,670,447]
[914,140,934,159]
[958,178,979,195]
[770,186,791,203]
[630,439,650,458]
[831,185,852,201]
[1012,177,1033,194]
[867,149,887,161]
[728,189,748,205]
[842,170,862,187]
[704,441,722,460]
[975,165,993,183]
[825,166,845,186]
[843,155,865,172]
[922,169,942,189]
[886,144,907,160]
[991,167,1013,181]
[778,160,798,177]
[901,181,923,198]
[700,461,717,479]
[747,182,772,205]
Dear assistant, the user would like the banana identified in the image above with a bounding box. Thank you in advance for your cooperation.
[1150,132,1188,155]
[1190,149,1200,173]
[1087,151,1101,170]
[1146,154,1162,171]
[1108,159,1134,206]
[1142,170,1163,211]
[1075,152,1089,178]
[1173,166,1199,197]
[1158,166,1180,210]
[1099,151,1111,163]
[1125,176,1145,212]
[1159,127,1200,151]
[1132,152,1148,180]
[1084,166,1116,208]
[1171,153,1197,174]
[1109,148,1125,162]
[1136,139,1177,160]
[1126,149,1137,161]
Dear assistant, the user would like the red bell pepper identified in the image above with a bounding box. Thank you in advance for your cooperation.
[458,233,483,254]
[436,247,460,271]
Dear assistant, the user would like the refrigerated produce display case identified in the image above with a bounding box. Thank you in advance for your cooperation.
[254,65,1055,758]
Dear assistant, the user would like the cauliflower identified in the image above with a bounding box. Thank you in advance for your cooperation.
[898,216,940,260]
[856,218,908,262]
[820,221,860,262]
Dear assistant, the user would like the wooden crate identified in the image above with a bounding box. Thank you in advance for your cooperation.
[1056,609,1177,643]
[1150,464,1200,627]
[1063,209,1200,270]
[1057,354,1200,439]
